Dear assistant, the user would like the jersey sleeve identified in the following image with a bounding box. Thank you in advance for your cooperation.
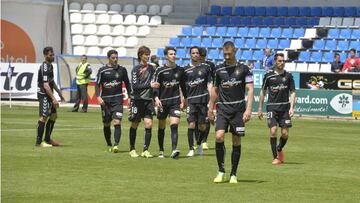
[261,73,269,90]
[244,66,254,84]
[122,67,132,96]
[95,68,102,97]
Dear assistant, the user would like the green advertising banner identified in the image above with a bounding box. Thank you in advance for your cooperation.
[250,88,353,117]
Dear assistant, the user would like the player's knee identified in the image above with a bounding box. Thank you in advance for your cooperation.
[144,120,152,128]
[232,135,241,145]
[113,119,121,125]
[198,124,206,132]
[281,130,289,138]
[215,133,224,142]
[188,122,195,129]
[131,122,139,129]
[103,122,111,127]
[39,116,48,123]
[158,120,166,129]
[50,113,57,121]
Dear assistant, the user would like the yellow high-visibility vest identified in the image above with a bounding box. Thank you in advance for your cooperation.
[76,62,90,85]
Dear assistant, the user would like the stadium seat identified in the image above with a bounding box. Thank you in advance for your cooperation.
[169,37,180,47]
[244,38,256,49]
[136,15,150,25]
[109,14,123,25]
[298,52,311,62]
[213,38,223,48]
[111,25,125,36]
[136,25,150,36]
[95,3,108,13]
[230,16,241,26]
[183,59,190,66]
[320,64,331,72]
[181,27,192,37]
[226,27,238,37]
[323,52,334,63]
[237,27,248,37]
[204,26,216,36]
[123,25,137,36]
[339,52,347,62]
[328,28,340,38]
[234,38,245,48]
[341,18,354,27]
[83,24,97,35]
[98,36,113,46]
[278,39,290,49]
[235,49,242,59]
[160,5,173,15]
[293,28,305,38]
[253,50,263,60]
[273,17,285,26]
[288,39,302,49]
[296,18,308,27]
[86,47,100,56]
[244,7,255,16]
[241,50,253,60]
[219,16,231,26]
[310,52,323,62]
[180,38,191,47]
[357,7,360,17]
[72,35,85,45]
[288,7,299,16]
[267,39,279,49]
[209,5,221,15]
[84,35,98,46]
[351,29,360,39]
[242,17,252,26]
[296,63,308,72]
[266,7,277,16]
[149,16,162,26]
[221,6,232,16]
[191,38,201,47]
[176,48,186,58]
[82,3,95,13]
[334,7,345,17]
[354,18,360,27]
[337,40,349,50]
[123,15,136,25]
[96,14,110,24]
[281,28,293,38]
[234,6,245,16]
[101,47,114,56]
[124,36,138,47]
[248,27,259,37]
[256,39,267,49]
[270,28,282,38]
[70,13,82,23]
[258,27,270,38]
[339,29,351,39]
[312,40,325,50]
[208,49,220,60]
[135,4,148,14]
[157,48,164,58]
[73,46,86,55]
[308,18,320,26]
[299,7,311,16]
[123,4,135,13]
[308,64,320,72]
[303,28,317,38]
[253,62,261,69]
[201,37,212,48]
[284,17,296,26]
[113,36,126,47]
[322,7,334,17]
[71,24,83,34]
[216,27,227,36]
[69,2,81,12]
[278,7,288,16]
[82,13,96,24]
[108,4,121,14]
[330,17,343,26]
[148,4,160,15]
[324,40,337,50]
[311,7,322,17]
[193,27,203,36]
[318,17,331,26]
[284,63,296,72]
[207,16,217,25]
[195,16,207,25]
[263,18,274,26]
[349,41,360,50]
[255,7,266,16]
[252,17,263,26]
[116,47,127,56]
[97,24,111,35]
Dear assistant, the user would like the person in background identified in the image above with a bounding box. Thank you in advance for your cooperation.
[262,48,274,70]
[342,49,360,73]
[330,53,343,73]
[150,55,160,69]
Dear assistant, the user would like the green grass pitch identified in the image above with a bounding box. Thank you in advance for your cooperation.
[1,105,360,202]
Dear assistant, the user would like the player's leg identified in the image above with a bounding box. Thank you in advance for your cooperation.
[186,104,196,156]
[196,105,208,154]
[141,117,153,158]
[44,111,59,146]
[111,103,123,148]
[157,106,168,157]
[129,121,140,157]
[169,106,181,159]
[267,111,281,164]
[213,111,227,183]
[128,100,141,156]
[202,121,210,150]
[36,96,51,147]
[277,112,291,162]
[101,103,112,151]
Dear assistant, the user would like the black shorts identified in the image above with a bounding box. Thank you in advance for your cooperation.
[101,102,123,123]
[187,103,208,124]
[128,99,154,122]
[38,96,56,117]
[267,111,292,128]
[157,104,181,120]
[215,109,245,136]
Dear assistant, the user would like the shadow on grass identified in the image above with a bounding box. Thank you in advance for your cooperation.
[283,161,304,165]
[239,179,266,183]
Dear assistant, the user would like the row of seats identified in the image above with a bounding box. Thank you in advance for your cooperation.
[71,24,150,36]
[318,17,360,27]
[312,40,360,51]
[285,63,332,72]
[208,5,360,17]
[327,28,360,39]
[69,2,173,15]
[72,35,139,47]
[298,51,354,63]
[73,46,127,57]
[195,16,319,27]
[70,13,162,26]
[180,26,305,38]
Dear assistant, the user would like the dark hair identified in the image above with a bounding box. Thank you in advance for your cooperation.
[334,53,340,57]
[350,48,356,53]
[43,46,53,55]
[137,46,150,62]
[274,53,285,60]
[151,55,158,62]
[199,48,207,57]
[223,41,235,48]
[164,47,176,56]
[189,46,199,55]
[107,49,118,58]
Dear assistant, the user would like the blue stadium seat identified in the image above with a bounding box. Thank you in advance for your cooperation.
[273,17,285,26]
[270,28,282,38]
[334,7,345,17]
[299,7,311,16]
[337,40,349,50]
[221,6,232,16]
[248,27,259,37]
[288,7,300,16]
[235,49,242,59]
[230,16,241,26]
[298,51,311,61]
[223,37,233,43]
[183,59,190,66]
[226,27,238,37]
[255,7,266,16]
[324,40,337,51]
[193,26,203,36]
[328,29,340,38]
[259,27,271,38]
[266,7,277,16]
[296,17,308,27]
[263,18,274,26]
[208,49,220,60]
[308,18,320,26]
[312,40,325,50]
[157,48,164,58]
[219,16,231,25]
[201,37,212,48]
[237,27,249,37]
[254,62,261,69]
[180,38,191,47]
[278,7,288,16]
[212,38,223,48]
[242,17,252,26]
[245,38,256,48]
[267,39,279,49]
[207,16,217,25]
[344,7,357,17]
[169,37,180,47]
[234,38,245,47]
[175,59,182,66]
[219,50,224,60]
[253,50,264,60]
[284,17,296,26]
[323,52,334,63]
[256,39,267,49]
[322,7,334,17]
[234,6,245,16]
[177,48,186,58]
[241,50,253,60]
[339,29,351,39]
[339,52,347,62]
[281,28,293,38]
[278,39,290,49]
[293,28,305,38]
[181,27,192,37]
[195,16,207,25]
[191,38,201,47]
[216,27,227,36]
[350,41,360,49]
[357,7,360,17]
[209,5,221,15]
[351,29,360,39]
[244,6,255,16]
[311,7,322,17]
[204,26,216,36]
[310,52,322,62]
[252,17,263,26]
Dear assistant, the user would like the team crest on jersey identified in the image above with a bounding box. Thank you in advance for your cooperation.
[282,77,287,82]
[198,70,203,76]
[234,68,242,76]
[115,73,120,78]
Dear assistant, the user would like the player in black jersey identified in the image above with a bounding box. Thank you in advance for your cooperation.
[36,46,65,147]
[208,41,254,184]
[258,53,295,165]
[152,47,186,159]
[183,46,212,157]
[95,50,131,153]
[128,46,155,158]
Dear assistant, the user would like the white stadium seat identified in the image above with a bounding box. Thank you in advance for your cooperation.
[87,46,100,56]
[124,36,138,47]
[123,4,135,14]
[96,13,110,24]
[84,35,98,46]
[123,14,137,25]
[72,35,85,45]
[69,2,81,12]
[71,24,83,34]
[97,24,111,35]
[70,13,82,23]
[354,18,360,27]
[101,47,114,56]
[288,40,302,50]
[95,3,108,13]
[330,17,342,27]
[116,47,127,56]
[111,25,125,36]
[73,46,86,55]
[135,4,148,14]
[302,28,317,39]
[109,14,123,25]
[98,36,113,47]
[160,5,173,15]
[296,63,308,72]
[320,63,332,72]
[109,4,121,14]
[342,18,354,27]
[136,15,149,25]
[147,4,160,15]
[284,62,296,72]
[124,25,138,36]
[113,36,126,47]
[136,25,150,36]
[307,63,320,72]
[149,15,162,26]
[82,13,96,24]
[317,17,331,27]
[83,24,97,35]
[81,3,94,13]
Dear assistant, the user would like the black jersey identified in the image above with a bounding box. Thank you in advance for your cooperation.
[37,62,55,97]
[205,60,216,84]
[262,70,295,112]
[131,64,155,100]
[214,62,253,113]
[95,64,131,103]
[153,64,186,106]
[184,63,212,104]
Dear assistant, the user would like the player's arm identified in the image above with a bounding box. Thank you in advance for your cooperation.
[95,69,104,105]
[208,86,218,125]
[122,68,132,104]
[289,74,296,117]
[243,83,254,123]
[258,74,268,120]
[152,68,162,107]
[51,80,65,102]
